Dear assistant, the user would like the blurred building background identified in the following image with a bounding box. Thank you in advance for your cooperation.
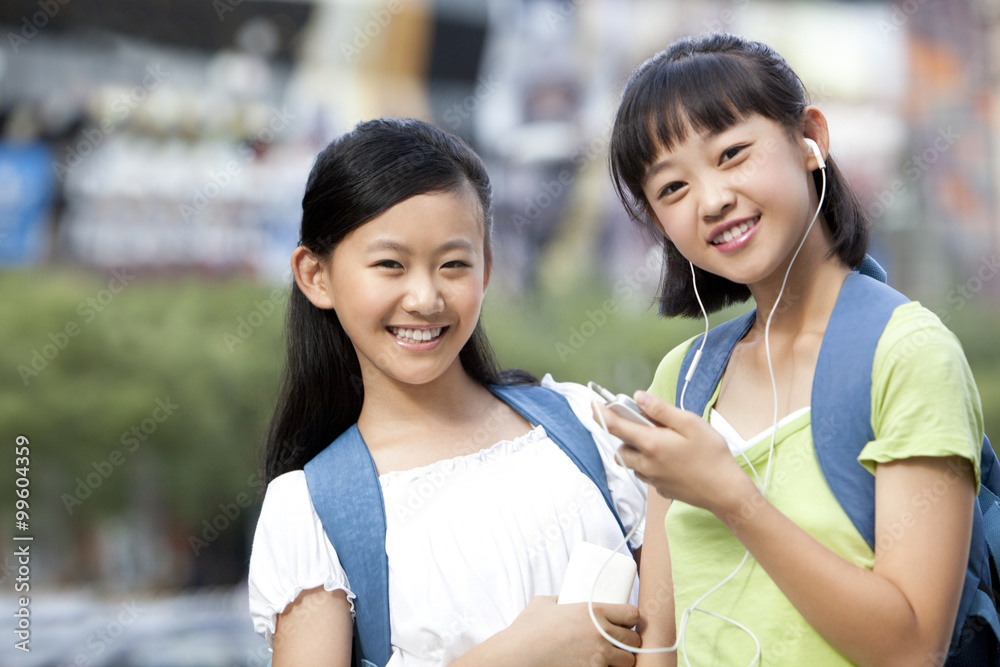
[1,0,998,664]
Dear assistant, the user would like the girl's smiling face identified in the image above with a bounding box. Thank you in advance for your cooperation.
[641,113,826,289]
[303,185,490,390]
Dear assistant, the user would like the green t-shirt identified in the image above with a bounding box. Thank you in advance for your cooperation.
[647,302,983,666]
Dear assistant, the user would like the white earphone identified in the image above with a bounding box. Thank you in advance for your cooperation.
[804,137,825,170]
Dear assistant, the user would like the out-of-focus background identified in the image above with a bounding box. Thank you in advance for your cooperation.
[0,0,998,664]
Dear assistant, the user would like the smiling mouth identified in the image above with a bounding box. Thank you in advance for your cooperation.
[388,326,446,343]
[711,217,759,245]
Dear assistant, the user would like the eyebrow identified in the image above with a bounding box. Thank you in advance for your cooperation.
[644,157,674,183]
[439,239,478,254]
[366,239,408,253]
[643,123,742,183]
[365,238,478,254]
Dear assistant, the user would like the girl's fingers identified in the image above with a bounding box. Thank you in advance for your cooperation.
[596,602,640,630]
[633,390,690,431]
[593,605,641,665]
[596,403,657,450]
[603,623,641,648]
[609,646,639,667]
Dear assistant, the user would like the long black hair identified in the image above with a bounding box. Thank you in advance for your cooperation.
[262,118,531,484]
[609,33,869,318]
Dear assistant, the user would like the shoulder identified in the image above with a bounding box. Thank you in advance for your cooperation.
[647,334,701,404]
[537,375,647,547]
[876,301,966,363]
[260,469,313,512]
[535,374,599,422]
[249,470,355,642]
[863,301,983,482]
[252,471,327,559]
[873,301,978,394]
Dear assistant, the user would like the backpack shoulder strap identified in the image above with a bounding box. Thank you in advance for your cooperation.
[675,309,756,415]
[490,383,630,544]
[304,426,390,667]
[811,271,910,548]
[978,437,1000,576]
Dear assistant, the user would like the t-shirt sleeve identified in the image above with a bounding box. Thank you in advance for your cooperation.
[539,374,647,550]
[859,303,984,489]
[248,470,355,647]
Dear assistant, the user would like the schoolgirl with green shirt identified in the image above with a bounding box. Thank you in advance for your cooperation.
[595,33,984,666]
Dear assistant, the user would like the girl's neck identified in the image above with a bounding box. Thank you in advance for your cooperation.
[356,360,491,435]
[747,224,851,336]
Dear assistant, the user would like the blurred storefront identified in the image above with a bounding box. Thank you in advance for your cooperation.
[2,0,995,299]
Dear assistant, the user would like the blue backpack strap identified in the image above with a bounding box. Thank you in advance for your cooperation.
[855,253,888,283]
[489,383,630,544]
[811,271,910,547]
[952,435,1000,664]
[675,310,755,415]
[304,426,391,667]
[979,437,1000,562]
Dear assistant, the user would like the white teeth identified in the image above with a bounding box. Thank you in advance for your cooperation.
[712,218,758,245]
[390,327,443,342]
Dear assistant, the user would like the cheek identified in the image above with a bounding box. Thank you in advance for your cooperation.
[450,277,486,317]
[653,205,697,247]
[743,158,811,212]
[746,169,788,204]
[332,276,390,329]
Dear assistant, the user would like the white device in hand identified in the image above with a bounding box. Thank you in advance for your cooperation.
[558,541,637,605]
[588,382,655,426]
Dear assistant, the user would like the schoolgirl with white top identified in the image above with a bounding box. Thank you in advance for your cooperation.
[247,118,645,667]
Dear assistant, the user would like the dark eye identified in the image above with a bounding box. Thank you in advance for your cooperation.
[721,145,746,163]
[375,260,403,269]
[658,182,685,199]
[442,260,470,269]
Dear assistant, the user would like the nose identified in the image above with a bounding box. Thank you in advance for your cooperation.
[401,271,446,316]
[699,178,737,222]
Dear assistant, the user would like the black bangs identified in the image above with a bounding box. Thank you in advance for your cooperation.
[652,53,804,151]
[302,118,493,259]
[649,56,749,154]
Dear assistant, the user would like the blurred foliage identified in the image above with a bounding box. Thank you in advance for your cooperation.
[1,270,998,544]
[0,270,285,534]
[484,281,1000,442]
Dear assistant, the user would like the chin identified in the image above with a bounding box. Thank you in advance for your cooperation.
[390,366,453,387]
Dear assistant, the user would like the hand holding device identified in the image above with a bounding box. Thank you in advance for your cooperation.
[497,596,640,666]
[558,541,636,605]
[588,382,655,427]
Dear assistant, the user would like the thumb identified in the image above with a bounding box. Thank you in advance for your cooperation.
[597,602,641,628]
[633,390,683,427]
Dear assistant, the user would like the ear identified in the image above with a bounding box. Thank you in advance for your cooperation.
[291,246,336,310]
[644,205,671,241]
[801,106,830,171]
[483,252,492,292]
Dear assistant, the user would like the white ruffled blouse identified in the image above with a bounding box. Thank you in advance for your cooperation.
[248,375,646,666]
